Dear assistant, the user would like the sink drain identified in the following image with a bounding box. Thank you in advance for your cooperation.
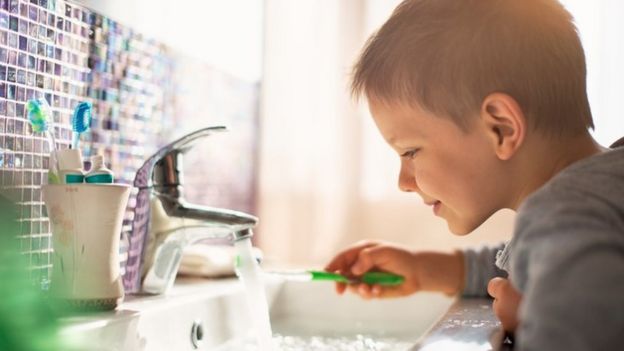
[191,320,204,349]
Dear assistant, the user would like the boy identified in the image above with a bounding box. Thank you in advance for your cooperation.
[325,0,624,350]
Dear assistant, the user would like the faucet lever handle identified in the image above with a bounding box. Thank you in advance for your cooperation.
[167,126,228,154]
[134,126,228,188]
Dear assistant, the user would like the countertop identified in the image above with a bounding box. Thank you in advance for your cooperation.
[412,298,514,351]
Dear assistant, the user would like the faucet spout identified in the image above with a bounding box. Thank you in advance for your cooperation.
[156,186,258,233]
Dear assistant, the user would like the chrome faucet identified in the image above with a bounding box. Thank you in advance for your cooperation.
[126,126,258,295]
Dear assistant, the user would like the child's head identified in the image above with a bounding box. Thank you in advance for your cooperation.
[353,0,592,134]
[353,0,595,234]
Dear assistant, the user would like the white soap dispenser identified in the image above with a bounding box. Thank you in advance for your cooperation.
[85,155,114,184]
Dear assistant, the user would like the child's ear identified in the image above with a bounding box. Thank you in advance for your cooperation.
[480,93,526,161]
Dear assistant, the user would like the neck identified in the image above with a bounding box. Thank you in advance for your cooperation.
[508,131,604,210]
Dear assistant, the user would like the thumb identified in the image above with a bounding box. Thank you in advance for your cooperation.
[351,247,388,275]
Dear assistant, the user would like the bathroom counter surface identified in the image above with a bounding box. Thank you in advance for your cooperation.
[413,298,513,351]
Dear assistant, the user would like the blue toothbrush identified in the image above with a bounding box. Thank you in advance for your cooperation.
[71,102,92,149]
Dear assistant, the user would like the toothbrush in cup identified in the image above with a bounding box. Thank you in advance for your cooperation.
[71,101,92,150]
[26,98,56,148]
[26,98,59,183]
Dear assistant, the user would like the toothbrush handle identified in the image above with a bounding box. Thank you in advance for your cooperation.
[360,272,405,286]
[71,132,79,149]
[48,130,58,151]
[310,271,350,283]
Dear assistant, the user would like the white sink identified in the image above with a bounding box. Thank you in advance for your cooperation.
[60,277,453,350]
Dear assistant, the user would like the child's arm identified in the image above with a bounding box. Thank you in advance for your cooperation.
[324,240,465,298]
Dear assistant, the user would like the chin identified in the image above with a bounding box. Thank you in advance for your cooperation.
[446,217,483,236]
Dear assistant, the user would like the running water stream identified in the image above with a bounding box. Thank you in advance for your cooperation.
[234,237,274,350]
[232,238,414,350]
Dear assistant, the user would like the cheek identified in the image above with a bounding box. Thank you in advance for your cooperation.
[415,152,479,202]
[440,143,499,201]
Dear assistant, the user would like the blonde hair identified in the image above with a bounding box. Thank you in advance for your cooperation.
[352,0,594,135]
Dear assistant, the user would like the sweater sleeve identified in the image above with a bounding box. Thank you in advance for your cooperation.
[461,243,508,297]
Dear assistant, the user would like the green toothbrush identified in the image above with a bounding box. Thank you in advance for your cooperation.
[269,270,405,286]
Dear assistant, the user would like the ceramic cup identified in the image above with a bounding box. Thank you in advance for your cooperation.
[42,183,130,310]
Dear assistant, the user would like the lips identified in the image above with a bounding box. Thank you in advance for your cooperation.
[425,200,442,215]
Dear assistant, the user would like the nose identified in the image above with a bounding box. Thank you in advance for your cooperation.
[398,159,419,193]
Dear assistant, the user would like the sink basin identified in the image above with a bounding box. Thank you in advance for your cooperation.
[60,277,453,350]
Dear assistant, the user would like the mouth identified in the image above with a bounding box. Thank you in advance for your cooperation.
[425,200,442,215]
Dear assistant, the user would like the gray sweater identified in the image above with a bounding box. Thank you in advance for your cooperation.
[462,144,624,351]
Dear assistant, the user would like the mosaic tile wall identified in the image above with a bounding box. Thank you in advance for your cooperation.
[0,0,259,287]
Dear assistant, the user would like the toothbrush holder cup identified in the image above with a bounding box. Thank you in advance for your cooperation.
[42,183,130,310]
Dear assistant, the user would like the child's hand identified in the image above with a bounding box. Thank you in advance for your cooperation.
[487,277,522,332]
[324,240,465,299]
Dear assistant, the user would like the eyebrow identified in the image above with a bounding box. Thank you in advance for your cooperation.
[389,131,423,148]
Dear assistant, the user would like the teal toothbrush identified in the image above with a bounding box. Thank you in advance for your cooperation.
[26,98,55,146]
[269,270,405,286]
[71,101,92,149]
[26,98,59,183]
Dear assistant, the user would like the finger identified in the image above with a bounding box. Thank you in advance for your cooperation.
[487,277,506,298]
[346,283,371,299]
[347,283,360,295]
[370,285,407,299]
[491,297,501,316]
[358,283,373,300]
[325,241,379,272]
[347,283,405,299]
[335,282,346,295]
[351,245,394,275]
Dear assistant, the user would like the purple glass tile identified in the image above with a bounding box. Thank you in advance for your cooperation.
[18,35,26,50]
[28,5,37,21]
[5,118,13,133]
[18,16,26,33]
[27,37,36,53]
[7,49,15,64]
[7,83,15,98]
[8,0,17,14]
[15,101,23,116]
[5,101,12,116]
[16,86,24,101]
[7,32,16,48]
[0,12,8,29]
[16,69,24,84]
[8,15,16,31]
[17,52,26,66]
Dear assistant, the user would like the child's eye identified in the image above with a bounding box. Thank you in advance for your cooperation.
[401,149,420,159]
